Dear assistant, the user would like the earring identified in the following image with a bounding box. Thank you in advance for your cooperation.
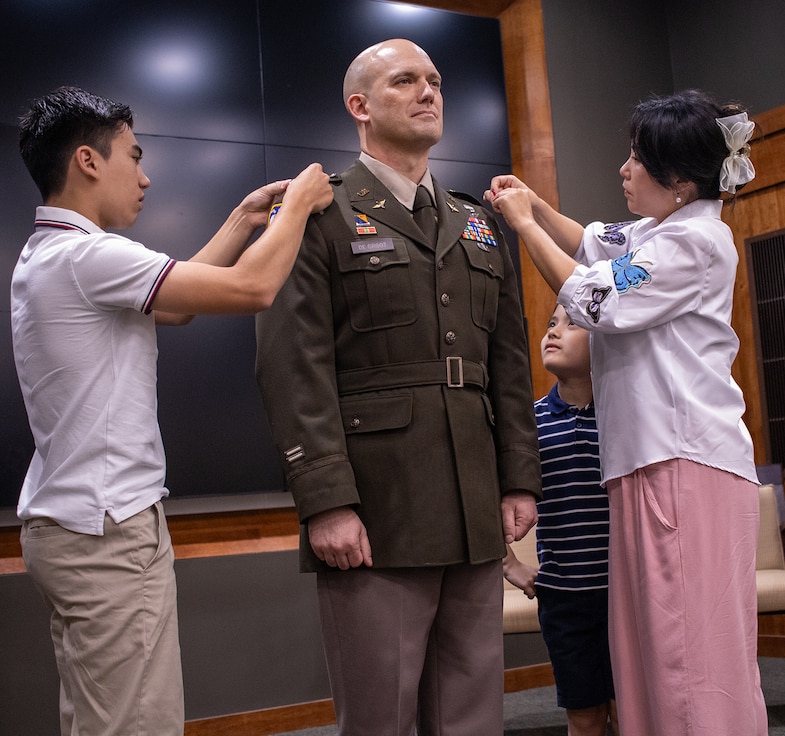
[675,194,682,204]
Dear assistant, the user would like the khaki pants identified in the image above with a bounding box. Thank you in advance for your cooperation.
[21,503,184,736]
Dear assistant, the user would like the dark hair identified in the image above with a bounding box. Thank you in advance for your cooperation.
[18,86,134,200]
[629,89,748,200]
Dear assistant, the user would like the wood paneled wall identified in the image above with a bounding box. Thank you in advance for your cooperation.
[720,105,785,465]
[418,0,778,465]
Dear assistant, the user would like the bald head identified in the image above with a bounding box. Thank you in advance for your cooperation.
[342,38,442,175]
[343,39,435,106]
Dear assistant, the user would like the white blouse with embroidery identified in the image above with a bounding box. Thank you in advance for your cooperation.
[558,199,758,485]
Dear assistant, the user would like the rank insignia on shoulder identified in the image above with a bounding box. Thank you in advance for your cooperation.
[355,213,377,235]
[462,215,498,248]
[268,202,282,226]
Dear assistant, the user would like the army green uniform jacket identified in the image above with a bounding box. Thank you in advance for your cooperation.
[256,161,541,572]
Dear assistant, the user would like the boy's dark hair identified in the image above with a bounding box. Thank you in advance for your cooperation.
[19,86,134,200]
[629,89,748,200]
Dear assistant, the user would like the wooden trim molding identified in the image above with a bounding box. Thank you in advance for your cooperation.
[0,507,300,574]
[165,507,299,559]
[757,612,785,658]
[0,527,24,574]
[181,663,555,736]
[409,0,516,16]
[741,105,785,196]
[184,699,336,736]
[504,661,555,691]
[497,0,558,399]
[720,102,785,464]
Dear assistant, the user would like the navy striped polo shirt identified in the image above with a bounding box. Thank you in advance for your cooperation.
[534,384,609,591]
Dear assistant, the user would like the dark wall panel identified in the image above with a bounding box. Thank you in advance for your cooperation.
[1,124,38,505]
[260,0,511,165]
[0,0,512,507]
[125,136,268,256]
[541,0,674,226]
[0,0,264,142]
[665,0,785,119]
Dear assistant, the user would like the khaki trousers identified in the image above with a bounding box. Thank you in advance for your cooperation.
[21,502,184,736]
[317,560,504,736]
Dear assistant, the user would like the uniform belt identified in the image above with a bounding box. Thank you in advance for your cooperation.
[336,358,487,395]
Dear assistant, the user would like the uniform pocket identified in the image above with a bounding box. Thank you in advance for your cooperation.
[339,391,413,434]
[461,240,504,331]
[332,237,418,331]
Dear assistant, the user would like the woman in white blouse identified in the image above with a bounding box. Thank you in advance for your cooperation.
[486,89,766,736]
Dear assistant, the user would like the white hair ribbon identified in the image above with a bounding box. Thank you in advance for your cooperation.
[716,112,755,193]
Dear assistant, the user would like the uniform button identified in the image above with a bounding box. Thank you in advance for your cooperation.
[369,256,381,265]
[350,417,361,428]
[445,331,457,345]
[437,260,445,270]
[440,293,451,306]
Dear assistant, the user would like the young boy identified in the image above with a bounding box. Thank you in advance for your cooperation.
[11,85,332,735]
[504,304,618,736]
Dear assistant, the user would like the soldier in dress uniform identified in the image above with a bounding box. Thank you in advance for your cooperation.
[255,38,541,736]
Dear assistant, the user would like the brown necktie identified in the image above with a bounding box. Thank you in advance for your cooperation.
[413,185,438,246]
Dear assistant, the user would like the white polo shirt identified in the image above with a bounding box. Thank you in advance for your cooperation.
[559,199,758,486]
[11,206,176,535]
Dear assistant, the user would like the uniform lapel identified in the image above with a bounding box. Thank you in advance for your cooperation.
[341,163,474,256]
[344,162,429,249]
[433,180,470,260]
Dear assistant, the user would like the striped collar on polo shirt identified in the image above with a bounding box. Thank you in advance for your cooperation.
[34,218,91,234]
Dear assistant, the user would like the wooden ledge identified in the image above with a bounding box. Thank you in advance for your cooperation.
[0,505,301,575]
[184,698,336,736]
[182,663,555,736]
[167,507,299,559]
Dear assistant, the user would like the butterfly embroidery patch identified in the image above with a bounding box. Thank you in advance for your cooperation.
[598,221,634,245]
[612,250,652,293]
[586,286,611,324]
